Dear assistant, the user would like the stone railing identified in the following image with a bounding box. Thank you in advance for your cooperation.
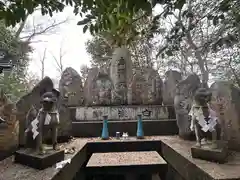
[74,105,169,121]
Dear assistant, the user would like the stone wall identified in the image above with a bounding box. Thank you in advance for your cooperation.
[75,105,168,121]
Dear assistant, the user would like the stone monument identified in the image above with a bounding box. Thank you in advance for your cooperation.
[162,70,182,119]
[92,70,113,105]
[174,74,200,140]
[210,81,240,151]
[15,89,64,169]
[59,67,84,106]
[189,88,228,163]
[83,67,100,106]
[58,67,83,140]
[110,47,133,105]
[143,67,163,105]
[128,68,146,105]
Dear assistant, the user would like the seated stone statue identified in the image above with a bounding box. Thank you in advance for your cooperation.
[25,89,60,154]
[189,88,220,148]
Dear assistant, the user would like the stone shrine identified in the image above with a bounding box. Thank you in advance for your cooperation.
[72,47,170,121]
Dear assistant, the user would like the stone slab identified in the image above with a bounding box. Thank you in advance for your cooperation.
[74,105,168,121]
[160,136,240,180]
[191,145,228,164]
[87,151,166,167]
[15,148,65,170]
[85,151,167,175]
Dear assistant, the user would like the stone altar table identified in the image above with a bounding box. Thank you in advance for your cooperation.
[86,151,167,180]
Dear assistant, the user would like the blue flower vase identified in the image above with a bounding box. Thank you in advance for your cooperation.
[101,115,109,140]
[136,114,144,139]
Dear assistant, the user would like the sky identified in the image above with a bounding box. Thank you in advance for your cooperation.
[24,5,168,88]
[26,6,164,81]
[26,6,92,84]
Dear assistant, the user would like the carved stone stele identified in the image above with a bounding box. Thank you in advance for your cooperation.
[110,47,133,105]
[210,81,240,151]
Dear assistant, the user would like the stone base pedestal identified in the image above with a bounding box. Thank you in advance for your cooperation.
[191,143,228,163]
[15,148,64,170]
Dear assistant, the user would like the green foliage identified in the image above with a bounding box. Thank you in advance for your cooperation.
[1,0,239,47]
[212,45,240,87]
[0,0,64,27]
[0,0,184,46]
[151,0,240,60]
[85,35,114,66]
[0,21,31,102]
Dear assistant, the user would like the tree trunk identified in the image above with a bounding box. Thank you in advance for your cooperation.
[15,14,29,39]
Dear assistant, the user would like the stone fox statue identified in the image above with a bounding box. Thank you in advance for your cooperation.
[25,89,60,154]
[189,88,220,148]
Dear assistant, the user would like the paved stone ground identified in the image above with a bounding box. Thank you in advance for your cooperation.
[160,137,240,180]
[1,136,240,180]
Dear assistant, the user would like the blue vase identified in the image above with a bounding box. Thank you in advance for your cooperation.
[101,115,109,140]
[137,114,144,139]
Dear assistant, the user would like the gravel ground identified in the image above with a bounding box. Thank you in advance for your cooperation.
[0,136,164,180]
[87,151,166,167]
[0,138,87,180]
[2,135,240,180]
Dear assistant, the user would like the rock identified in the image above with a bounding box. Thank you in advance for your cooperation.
[162,70,182,119]
[210,81,240,151]
[174,74,201,139]
[0,91,18,151]
[83,67,100,106]
[59,67,84,106]
[110,47,133,105]
[17,76,54,146]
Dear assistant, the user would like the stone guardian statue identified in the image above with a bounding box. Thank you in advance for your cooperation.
[189,88,228,163]
[25,89,60,154]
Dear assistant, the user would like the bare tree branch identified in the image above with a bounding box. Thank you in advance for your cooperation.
[40,48,47,79]
[20,17,69,42]
[50,39,67,75]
